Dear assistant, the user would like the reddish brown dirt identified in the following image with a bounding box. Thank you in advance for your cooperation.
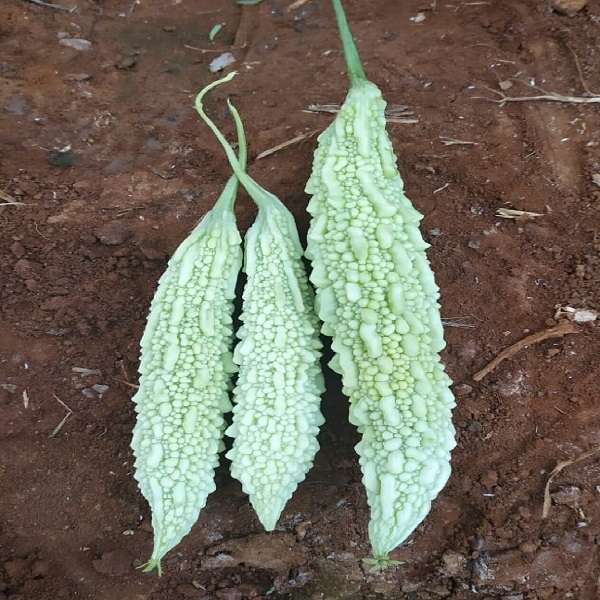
[1,0,600,598]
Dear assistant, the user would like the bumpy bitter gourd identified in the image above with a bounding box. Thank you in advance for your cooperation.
[195,73,325,531]
[304,0,456,566]
[131,95,246,573]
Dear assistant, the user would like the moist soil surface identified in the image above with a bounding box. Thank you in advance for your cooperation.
[1,1,600,599]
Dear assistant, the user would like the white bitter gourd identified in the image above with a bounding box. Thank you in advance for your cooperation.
[304,0,456,567]
[195,73,325,531]
[131,93,246,573]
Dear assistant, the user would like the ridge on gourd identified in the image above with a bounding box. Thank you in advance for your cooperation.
[304,0,456,569]
[131,80,247,574]
[195,72,325,531]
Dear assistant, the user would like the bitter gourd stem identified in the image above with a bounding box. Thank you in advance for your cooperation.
[212,90,247,214]
[194,72,277,212]
[331,0,366,87]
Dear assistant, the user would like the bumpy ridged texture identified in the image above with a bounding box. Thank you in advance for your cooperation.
[131,180,242,572]
[192,72,325,531]
[227,202,325,530]
[305,79,456,563]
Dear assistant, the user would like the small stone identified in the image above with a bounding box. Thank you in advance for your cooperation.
[545,348,560,358]
[440,550,467,576]
[59,38,92,51]
[480,470,498,488]
[115,55,137,69]
[10,242,26,258]
[410,12,427,23]
[454,383,473,397]
[550,0,588,16]
[95,222,131,246]
[65,73,92,81]
[209,52,236,73]
[81,385,109,399]
[3,559,27,579]
[551,485,581,507]
[468,239,480,250]
[499,80,513,91]
[295,521,311,541]
[519,541,538,554]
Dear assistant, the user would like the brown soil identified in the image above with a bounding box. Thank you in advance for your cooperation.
[1,0,600,598]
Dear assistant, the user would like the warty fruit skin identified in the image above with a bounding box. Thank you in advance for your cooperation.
[227,202,325,531]
[305,79,456,563]
[131,187,241,572]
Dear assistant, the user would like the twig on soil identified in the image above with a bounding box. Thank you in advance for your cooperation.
[472,320,580,382]
[305,103,418,124]
[288,0,311,11]
[23,390,30,409]
[24,0,76,12]
[566,45,599,97]
[433,182,450,194]
[256,129,320,160]
[542,446,600,519]
[114,378,139,390]
[49,393,74,438]
[184,44,231,54]
[439,136,479,146]
[496,207,543,220]
[474,81,600,106]
[0,190,25,206]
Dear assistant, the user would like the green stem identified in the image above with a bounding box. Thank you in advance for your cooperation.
[331,0,366,86]
[210,76,248,213]
[194,73,278,212]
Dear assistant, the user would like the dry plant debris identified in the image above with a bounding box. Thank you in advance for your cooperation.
[305,103,418,124]
[542,446,600,519]
[256,129,320,160]
[472,320,580,382]
[496,208,543,220]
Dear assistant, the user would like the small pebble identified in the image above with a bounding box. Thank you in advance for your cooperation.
[209,52,236,73]
[454,383,473,397]
[519,541,538,554]
[59,38,92,51]
[550,0,588,16]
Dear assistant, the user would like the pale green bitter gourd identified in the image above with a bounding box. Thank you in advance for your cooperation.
[195,73,325,531]
[131,89,246,573]
[304,0,456,567]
